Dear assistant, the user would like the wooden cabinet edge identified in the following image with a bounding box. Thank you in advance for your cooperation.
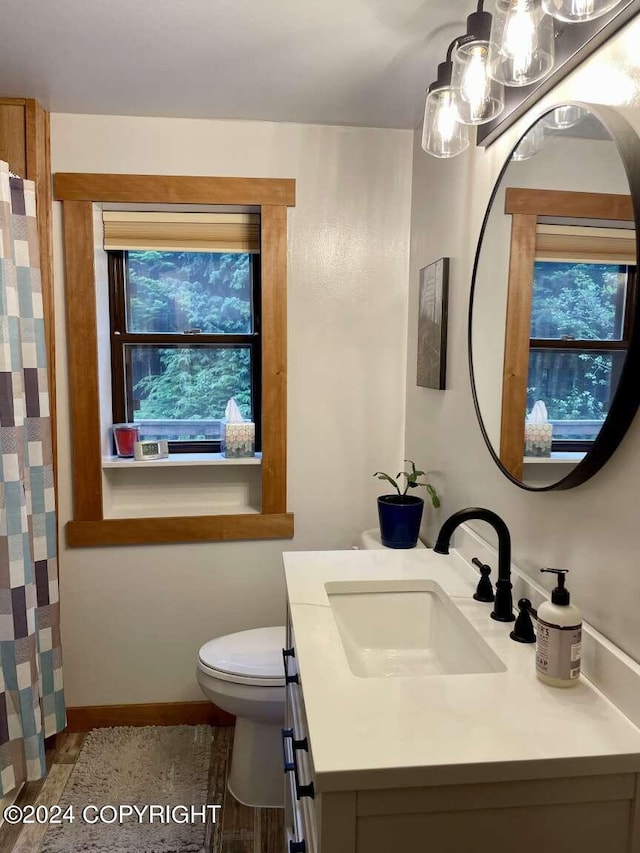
[0,97,58,531]
[66,512,294,547]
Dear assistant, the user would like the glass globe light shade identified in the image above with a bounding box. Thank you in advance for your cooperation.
[421,86,472,159]
[544,105,587,129]
[541,0,623,22]
[422,86,471,158]
[489,0,555,87]
[511,122,545,161]
[452,39,505,125]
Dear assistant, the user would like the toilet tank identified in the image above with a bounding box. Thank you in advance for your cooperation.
[358,528,426,550]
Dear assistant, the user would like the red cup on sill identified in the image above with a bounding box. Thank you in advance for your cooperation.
[113,424,140,458]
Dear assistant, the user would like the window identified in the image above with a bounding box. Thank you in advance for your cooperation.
[108,249,262,453]
[527,260,635,451]
[499,187,635,481]
[55,173,294,547]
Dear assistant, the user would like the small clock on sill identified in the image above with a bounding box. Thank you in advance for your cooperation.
[133,439,170,461]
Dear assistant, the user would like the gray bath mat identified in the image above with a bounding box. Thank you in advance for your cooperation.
[41,725,214,853]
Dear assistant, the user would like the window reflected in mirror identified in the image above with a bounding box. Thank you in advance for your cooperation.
[469,103,640,490]
[527,260,634,452]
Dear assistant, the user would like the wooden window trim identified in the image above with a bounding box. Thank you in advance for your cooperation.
[54,173,295,206]
[500,188,634,480]
[66,513,294,548]
[504,187,633,220]
[55,174,295,547]
[500,213,537,482]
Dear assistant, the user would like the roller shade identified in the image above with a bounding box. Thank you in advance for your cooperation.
[103,211,260,253]
[535,224,636,265]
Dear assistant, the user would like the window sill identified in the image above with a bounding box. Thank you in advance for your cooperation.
[523,452,586,464]
[102,452,262,469]
[65,450,292,546]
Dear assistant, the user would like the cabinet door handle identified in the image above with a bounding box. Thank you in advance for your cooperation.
[287,829,307,853]
[282,728,309,754]
[281,729,315,800]
[282,647,299,684]
[295,779,315,800]
[281,727,296,772]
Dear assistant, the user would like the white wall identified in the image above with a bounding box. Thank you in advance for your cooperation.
[51,115,413,705]
[406,16,640,663]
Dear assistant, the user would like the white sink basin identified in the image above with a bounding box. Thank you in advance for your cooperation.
[325,579,506,678]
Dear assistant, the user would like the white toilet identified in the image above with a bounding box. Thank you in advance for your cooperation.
[196,625,286,808]
[196,530,425,808]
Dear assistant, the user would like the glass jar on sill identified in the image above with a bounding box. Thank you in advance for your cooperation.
[112,423,141,458]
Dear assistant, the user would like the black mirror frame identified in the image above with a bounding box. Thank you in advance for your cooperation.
[468,101,640,491]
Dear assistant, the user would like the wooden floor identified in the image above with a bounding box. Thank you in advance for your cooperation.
[0,727,284,853]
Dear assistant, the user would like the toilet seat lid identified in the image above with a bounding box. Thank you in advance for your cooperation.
[198,626,286,683]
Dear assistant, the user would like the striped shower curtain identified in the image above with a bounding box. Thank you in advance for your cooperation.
[0,160,65,796]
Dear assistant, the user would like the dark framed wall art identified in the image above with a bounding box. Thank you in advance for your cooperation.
[417,257,449,391]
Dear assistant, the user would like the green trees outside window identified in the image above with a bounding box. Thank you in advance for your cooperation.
[111,250,260,448]
[526,261,631,444]
[127,251,253,335]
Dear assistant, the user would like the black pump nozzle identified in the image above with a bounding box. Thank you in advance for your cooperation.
[541,568,570,606]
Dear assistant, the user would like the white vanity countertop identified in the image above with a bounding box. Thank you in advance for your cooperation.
[283,548,640,792]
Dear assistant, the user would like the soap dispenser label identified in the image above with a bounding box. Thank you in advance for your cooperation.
[536,619,582,682]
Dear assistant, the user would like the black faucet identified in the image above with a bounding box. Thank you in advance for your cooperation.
[433,508,515,623]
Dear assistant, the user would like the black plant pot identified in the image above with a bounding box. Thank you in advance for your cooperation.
[377,495,424,549]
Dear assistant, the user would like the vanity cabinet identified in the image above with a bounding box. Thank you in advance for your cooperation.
[283,614,640,853]
[283,622,356,853]
[282,546,640,853]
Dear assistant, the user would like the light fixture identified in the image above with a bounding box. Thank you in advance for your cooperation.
[490,0,555,87]
[452,1,505,124]
[541,0,623,22]
[543,104,587,129]
[511,122,545,160]
[421,0,615,160]
[421,41,472,159]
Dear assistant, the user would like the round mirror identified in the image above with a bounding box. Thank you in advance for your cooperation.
[469,103,640,490]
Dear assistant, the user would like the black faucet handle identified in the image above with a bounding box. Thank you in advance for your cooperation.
[472,557,495,603]
[510,598,536,644]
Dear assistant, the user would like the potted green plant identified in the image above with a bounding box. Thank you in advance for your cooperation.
[373,460,440,549]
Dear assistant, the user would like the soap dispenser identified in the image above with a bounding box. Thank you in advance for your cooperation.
[536,569,582,687]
